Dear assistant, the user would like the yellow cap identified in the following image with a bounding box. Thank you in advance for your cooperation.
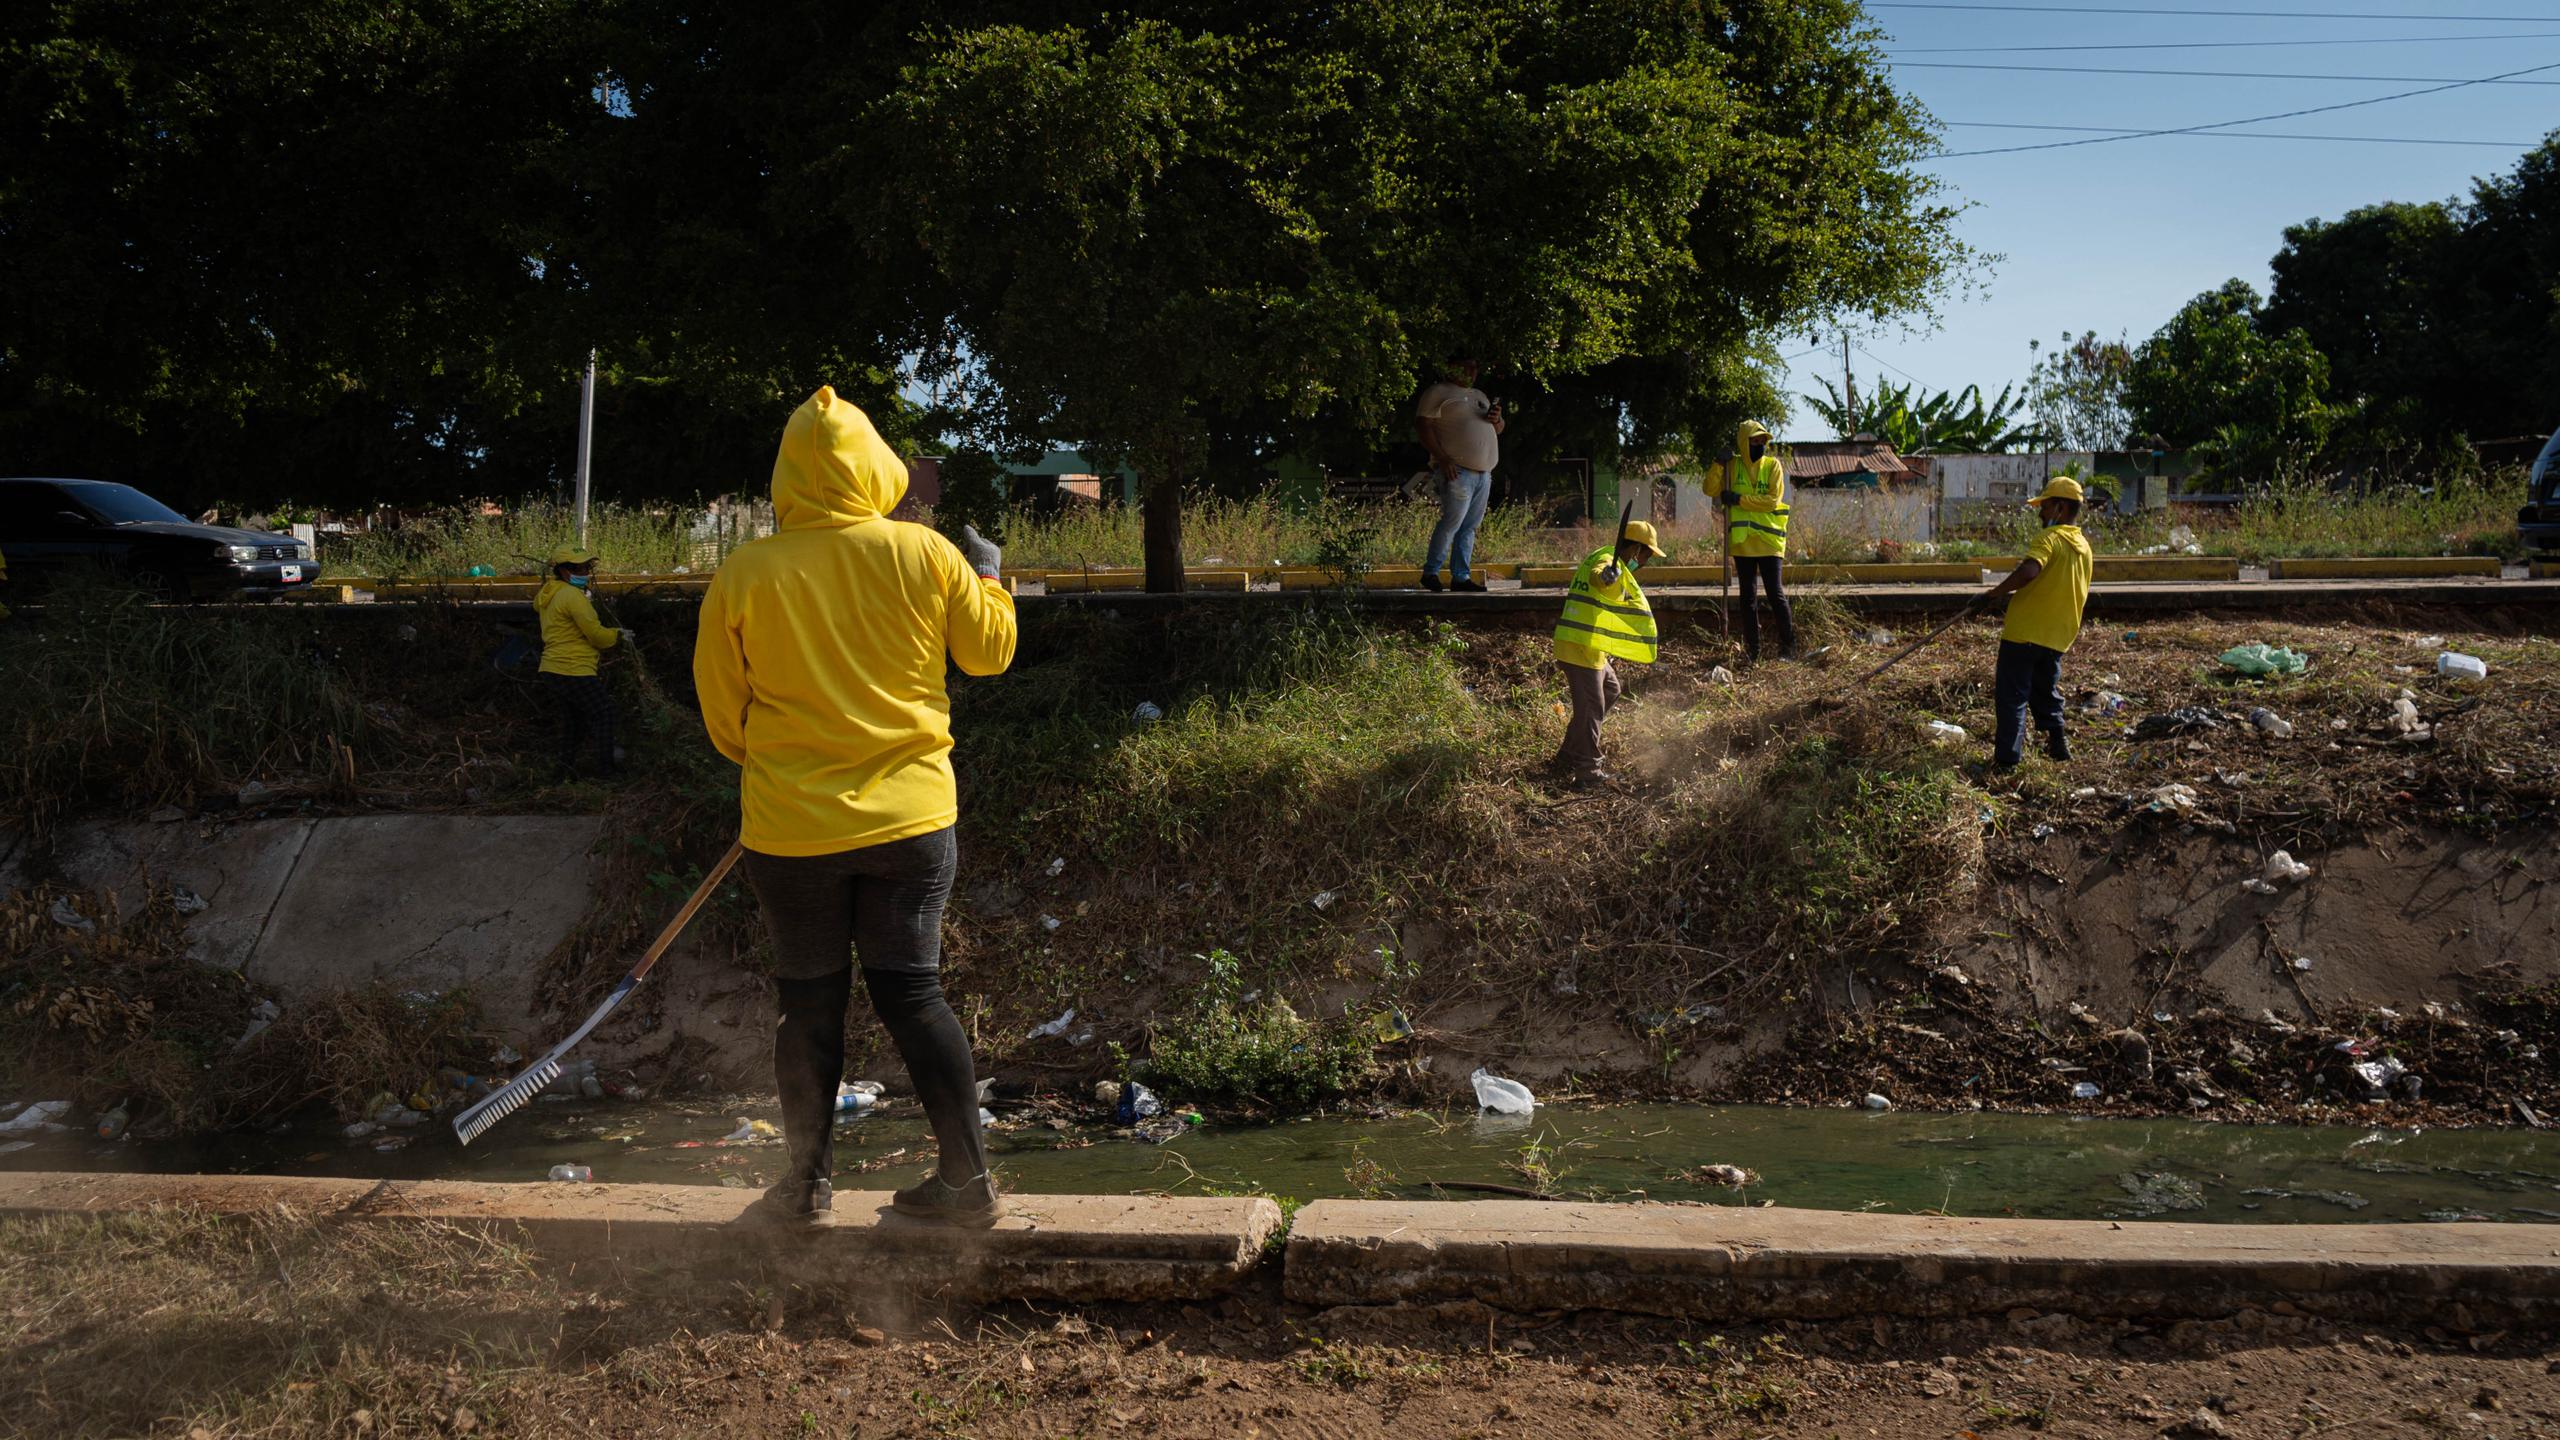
[1620,520,1665,558]
[548,545,600,568]
[2030,476,2085,506]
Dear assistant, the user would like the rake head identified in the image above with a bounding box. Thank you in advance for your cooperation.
[453,1055,561,1145]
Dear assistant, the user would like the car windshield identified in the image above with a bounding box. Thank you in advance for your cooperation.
[73,483,189,526]
[2534,424,2560,500]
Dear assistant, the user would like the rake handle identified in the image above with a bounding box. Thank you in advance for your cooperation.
[629,840,745,985]
[1851,592,1987,687]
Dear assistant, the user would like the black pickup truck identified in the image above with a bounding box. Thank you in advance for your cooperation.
[2521,425,2560,556]
[0,477,314,601]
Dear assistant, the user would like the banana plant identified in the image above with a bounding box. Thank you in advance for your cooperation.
[1800,377,2052,453]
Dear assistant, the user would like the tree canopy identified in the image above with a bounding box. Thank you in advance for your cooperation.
[4,0,1970,543]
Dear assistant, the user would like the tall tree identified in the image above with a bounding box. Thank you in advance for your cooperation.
[2126,280,2334,478]
[870,1,1968,590]
[2024,331,2134,452]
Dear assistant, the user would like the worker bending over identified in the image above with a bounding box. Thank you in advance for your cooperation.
[695,386,1017,1228]
[1551,520,1664,786]
[1713,421,1795,662]
[1975,476,2094,770]
[535,546,631,778]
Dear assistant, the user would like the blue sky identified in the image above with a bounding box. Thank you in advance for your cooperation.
[1774,0,2560,433]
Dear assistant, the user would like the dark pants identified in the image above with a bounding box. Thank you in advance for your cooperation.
[1553,659,1622,775]
[742,828,987,1195]
[541,673,617,775]
[1993,639,2066,767]
[1735,556,1796,658]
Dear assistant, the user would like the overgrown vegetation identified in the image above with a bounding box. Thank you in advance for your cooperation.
[1138,949,1381,1114]
[0,886,490,1130]
[1939,470,2527,563]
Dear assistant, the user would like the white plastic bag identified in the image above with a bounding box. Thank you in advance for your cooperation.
[1469,1066,1535,1115]
[2262,850,2313,885]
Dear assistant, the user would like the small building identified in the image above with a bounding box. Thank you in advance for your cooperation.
[1783,439,1919,489]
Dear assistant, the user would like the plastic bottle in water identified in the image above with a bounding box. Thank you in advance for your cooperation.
[548,1164,592,1182]
[832,1089,874,1116]
[95,1103,131,1141]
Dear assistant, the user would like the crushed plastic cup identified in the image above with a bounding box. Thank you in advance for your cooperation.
[1027,1008,1077,1040]
[1924,720,1967,744]
[2437,652,2488,681]
[1470,1067,1535,1115]
[548,1164,592,1182]
[2262,850,2312,884]
[2241,878,2279,896]
[2248,707,2293,739]
[1709,665,1735,685]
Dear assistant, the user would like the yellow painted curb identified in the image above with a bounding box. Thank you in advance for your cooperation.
[1789,562,1983,584]
[2537,561,2560,580]
[1518,565,1575,586]
[2094,556,2241,582]
[1045,569,1249,592]
[2269,556,2503,580]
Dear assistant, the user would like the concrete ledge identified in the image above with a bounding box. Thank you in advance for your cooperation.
[1285,1200,2560,1325]
[2271,556,2503,579]
[1788,562,1984,584]
[1045,568,1250,592]
[0,1172,1282,1304]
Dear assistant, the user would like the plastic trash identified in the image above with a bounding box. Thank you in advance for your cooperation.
[170,884,209,916]
[1708,665,1736,685]
[2218,644,2308,677]
[2130,706,2223,741]
[2263,850,2312,884]
[1114,1082,1164,1125]
[1027,1008,1077,1041]
[2142,783,2200,815]
[1045,856,1066,878]
[1924,720,1967,744]
[548,1164,592,1182]
[47,898,94,934]
[1132,701,1164,724]
[1470,1067,1536,1115]
[978,1107,998,1128]
[2248,707,2293,739]
[2291,955,2316,971]
[0,1141,32,1156]
[1859,628,1895,646]
[2350,1057,2407,1097]
[541,1058,599,1097]
[2167,524,2196,550]
[833,1089,875,1116]
[94,1103,131,1140]
[1693,1163,1757,1187]
[2437,651,2488,681]
[1862,1093,1893,1112]
[1038,913,1062,932]
[2386,697,2425,735]
[2240,878,2279,896]
[2070,1081,2102,1100]
[1,1100,73,1135]
[342,1120,379,1139]
[719,1119,780,1144]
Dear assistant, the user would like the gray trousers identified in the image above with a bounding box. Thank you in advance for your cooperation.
[1554,659,1623,774]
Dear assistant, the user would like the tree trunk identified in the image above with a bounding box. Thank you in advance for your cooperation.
[1142,472,1185,594]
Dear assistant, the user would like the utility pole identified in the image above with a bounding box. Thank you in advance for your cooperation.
[1840,333,1857,437]
[574,350,596,549]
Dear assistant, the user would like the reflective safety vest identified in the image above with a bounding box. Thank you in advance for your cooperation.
[1553,547,1658,664]
[1724,455,1791,559]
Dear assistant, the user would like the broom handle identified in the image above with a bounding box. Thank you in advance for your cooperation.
[1850,592,1987,686]
[628,841,745,985]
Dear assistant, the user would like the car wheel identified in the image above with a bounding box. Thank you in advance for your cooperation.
[133,567,190,603]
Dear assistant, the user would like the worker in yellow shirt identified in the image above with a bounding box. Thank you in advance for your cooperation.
[695,386,1018,1229]
[1975,476,2095,770]
[534,545,630,778]
[1711,420,1795,662]
[1550,520,1664,786]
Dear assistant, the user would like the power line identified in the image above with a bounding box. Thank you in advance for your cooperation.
[1889,31,2560,52]
[1896,60,2560,84]
[1944,121,2537,146]
[1930,55,2560,157]
[1857,347,1937,394]
[1872,4,2560,20]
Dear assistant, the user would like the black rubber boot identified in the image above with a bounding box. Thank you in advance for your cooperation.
[2045,730,2073,762]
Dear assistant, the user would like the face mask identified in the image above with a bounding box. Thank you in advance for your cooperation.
[568,575,589,589]
[1748,440,1767,462]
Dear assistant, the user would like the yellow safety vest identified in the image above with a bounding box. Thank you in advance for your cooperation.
[1723,455,1790,558]
[1553,547,1658,664]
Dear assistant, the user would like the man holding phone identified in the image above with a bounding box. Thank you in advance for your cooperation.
[1414,355,1504,592]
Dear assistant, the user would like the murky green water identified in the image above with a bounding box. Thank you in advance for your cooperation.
[9,1099,2559,1225]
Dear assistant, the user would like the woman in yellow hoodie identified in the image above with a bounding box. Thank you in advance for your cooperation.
[535,546,630,778]
[1711,420,1796,662]
[695,387,1017,1227]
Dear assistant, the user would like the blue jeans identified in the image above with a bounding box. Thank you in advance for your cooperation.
[1423,468,1492,582]
[1993,639,2066,767]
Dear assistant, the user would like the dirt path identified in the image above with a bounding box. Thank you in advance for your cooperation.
[8,1208,2558,1438]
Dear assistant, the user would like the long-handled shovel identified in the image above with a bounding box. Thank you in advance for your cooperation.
[454,840,746,1144]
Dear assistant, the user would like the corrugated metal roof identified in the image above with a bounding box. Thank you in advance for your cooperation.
[1784,440,1915,480]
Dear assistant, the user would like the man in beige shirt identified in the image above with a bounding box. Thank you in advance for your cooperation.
[1415,356,1505,592]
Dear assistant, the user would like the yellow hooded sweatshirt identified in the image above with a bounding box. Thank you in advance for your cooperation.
[693,387,1018,856]
[535,576,621,676]
[1710,420,1789,559]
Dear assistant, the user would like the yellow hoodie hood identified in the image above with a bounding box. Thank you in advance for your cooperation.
[1736,420,1771,454]
[772,386,908,529]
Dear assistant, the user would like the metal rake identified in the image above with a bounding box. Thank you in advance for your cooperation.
[453,840,745,1145]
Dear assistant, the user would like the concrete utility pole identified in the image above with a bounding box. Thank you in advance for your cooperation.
[574,351,597,549]
[1840,334,1857,434]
